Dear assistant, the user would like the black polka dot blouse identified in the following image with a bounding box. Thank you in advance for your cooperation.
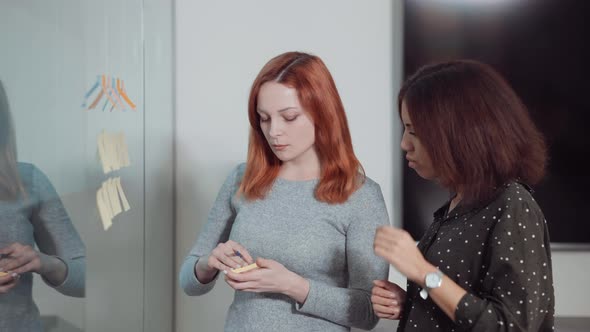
[397,182,555,331]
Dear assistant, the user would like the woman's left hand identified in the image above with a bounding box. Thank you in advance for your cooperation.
[0,243,43,276]
[374,226,435,284]
[224,258,310,303]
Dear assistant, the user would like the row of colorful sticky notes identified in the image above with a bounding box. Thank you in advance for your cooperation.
[98,131,131,174]
[82,75,137,112]
[96,177,131,231]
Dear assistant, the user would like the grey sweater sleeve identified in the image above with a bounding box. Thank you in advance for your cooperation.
[296,182,390,330]
[179,165,241,295]
[30,165,86,298]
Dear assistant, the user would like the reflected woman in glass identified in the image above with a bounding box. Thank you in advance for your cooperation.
[0,80,85,331]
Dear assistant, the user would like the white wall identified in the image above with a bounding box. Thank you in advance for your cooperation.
[174,1,400,331]
[552,252,590,317]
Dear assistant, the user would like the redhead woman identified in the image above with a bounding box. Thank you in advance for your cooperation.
[180,52,389,332]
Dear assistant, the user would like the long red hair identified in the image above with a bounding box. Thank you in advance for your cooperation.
[239,52,364,204]
[0,80,25,201]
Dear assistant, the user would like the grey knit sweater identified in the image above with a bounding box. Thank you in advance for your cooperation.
[0,163,85,331]
[180,163,389,331]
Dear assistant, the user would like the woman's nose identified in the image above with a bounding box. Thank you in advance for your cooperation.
[400,133,412,152]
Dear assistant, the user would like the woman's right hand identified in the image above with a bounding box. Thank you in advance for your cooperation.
[207,240,254,272]
[195,240,254,283]
[0,272,20,294]
[371,279,406,320]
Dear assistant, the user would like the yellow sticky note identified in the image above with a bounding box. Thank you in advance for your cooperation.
[97,131,110,174]
[115,177,131,211]
[120,133,131,167]
[107,133,120,171]
[96,187,112,230]
[231,263,259,274]
[101,182,114,221]
[107,178,122,217]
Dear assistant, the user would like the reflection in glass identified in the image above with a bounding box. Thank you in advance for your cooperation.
[0,80,86,331]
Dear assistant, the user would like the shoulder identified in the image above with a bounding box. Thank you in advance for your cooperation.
[235,162,246,177]
[497,182,541,212]
[490,181,545,227]
[16,161,35,176]
[221,162,246,191]
[231,162,246,183]
[16,162,43,188]
[16,162,57,199]
[348,175,385,204]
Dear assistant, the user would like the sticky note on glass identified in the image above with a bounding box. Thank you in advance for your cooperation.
[97,131,131,174]
[231,263,259,273]
[118,133,131,167]
[106,133,120,172]
[96,187,112,230]
[97,131,111,174]
[115,177,131,211]
[107,178,122,217]
[100,182,114,220]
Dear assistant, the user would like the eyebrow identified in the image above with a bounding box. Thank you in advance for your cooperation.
[257,107,298,114]
[404,123,414,128]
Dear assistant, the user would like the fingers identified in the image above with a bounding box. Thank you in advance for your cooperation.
[210,241,255,272]
[0,249,37,274]
[10,261,38,275]
[224,270,247,282]
[0,244,18,271]
[371,280,405,320]
[224,267,261,282]
[374,227,415,263]
[373,303,402,320]
[0,273,20,294]
[373,280,406,293]
[373,245,391,261]
[224,274,256,291]
[374,226,410,245]
[373,303,401,316]
[255,257,274,268]
[227,241,254,264]
[216,249,242,270]
[0,243,18,256]
[210,247,241,271]
[372,279,392,288]
[371,284,400,301]
[0,273,18,285]
[371,293,399,307]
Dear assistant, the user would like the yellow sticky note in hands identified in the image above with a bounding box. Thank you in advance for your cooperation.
[231,263,259,273]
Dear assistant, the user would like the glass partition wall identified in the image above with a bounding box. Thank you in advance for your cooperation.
[0,1,173,331]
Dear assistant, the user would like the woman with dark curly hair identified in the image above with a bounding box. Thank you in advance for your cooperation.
[372,60,554,332]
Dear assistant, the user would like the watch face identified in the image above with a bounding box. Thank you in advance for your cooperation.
[425,272,441,288]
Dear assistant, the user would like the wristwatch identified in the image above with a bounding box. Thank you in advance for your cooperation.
[419,269,443,300]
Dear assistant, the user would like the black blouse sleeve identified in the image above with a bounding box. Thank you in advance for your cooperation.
[454,194,554,331]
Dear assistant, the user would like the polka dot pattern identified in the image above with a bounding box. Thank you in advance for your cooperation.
[397,182,555,331]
